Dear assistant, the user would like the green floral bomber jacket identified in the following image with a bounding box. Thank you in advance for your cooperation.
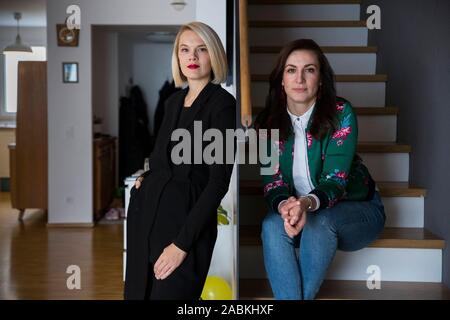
[261,98,376,212]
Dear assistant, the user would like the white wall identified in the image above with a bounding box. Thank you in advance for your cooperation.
[132,41,173,134]
[196,0,236,96]
[92,29,119,137]
[0,27,46,119]
[118,34,133,99]
[47,0,196,224]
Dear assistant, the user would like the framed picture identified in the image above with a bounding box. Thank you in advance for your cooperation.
[62,62,78,83]
[57,24,80,47]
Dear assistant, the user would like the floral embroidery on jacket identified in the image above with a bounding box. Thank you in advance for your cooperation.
[307,132,313,148]
[332,126,352,140]
[336,101,345,112]
[332,114,352,146]
[264,179,288,196]
[273,163,280,175]
[326,169,348,187]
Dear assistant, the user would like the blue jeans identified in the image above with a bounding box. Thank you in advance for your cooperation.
[261,192,385,300]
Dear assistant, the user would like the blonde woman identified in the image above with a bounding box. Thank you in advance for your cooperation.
[124,22,236,300]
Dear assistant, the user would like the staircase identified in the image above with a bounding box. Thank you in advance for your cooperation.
[239,0,450,299]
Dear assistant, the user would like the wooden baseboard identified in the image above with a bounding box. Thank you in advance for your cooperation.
[46,222,95,228]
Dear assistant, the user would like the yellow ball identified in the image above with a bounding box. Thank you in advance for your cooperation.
[201,276,232,300]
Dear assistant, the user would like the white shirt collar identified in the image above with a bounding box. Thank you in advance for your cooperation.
[287,102,315,128]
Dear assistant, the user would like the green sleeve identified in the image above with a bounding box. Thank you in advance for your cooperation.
[260,138,290,213]
[309,101,358,208]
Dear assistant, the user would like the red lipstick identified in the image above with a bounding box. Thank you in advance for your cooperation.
[187,64,199,69]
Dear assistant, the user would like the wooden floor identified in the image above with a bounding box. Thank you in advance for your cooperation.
[2,191,449,300]
[0,192,124,299]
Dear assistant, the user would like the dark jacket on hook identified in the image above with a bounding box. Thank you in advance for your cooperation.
[119,85,152,184]
[124,82,236,299]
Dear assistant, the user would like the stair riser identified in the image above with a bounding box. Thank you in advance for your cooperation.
[358,115,397,142]
[382,197,424,228]
[361,153,409,182]
[250,53,377,75]
[240,152,409,182]
[249,27,368,46]
[239,195,424,228]
[251,82,386,108]
[248,4,360,21]
[240,246,442,282]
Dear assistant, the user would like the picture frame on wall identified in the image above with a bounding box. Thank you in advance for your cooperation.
[62,62,78,83]
[57,24,80,47]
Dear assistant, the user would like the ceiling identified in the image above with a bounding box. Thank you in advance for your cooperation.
[94,25,181,43]
[0,0,46,27]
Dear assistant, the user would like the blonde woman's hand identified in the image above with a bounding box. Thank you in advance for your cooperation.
[134,176,144,189]
[153,243,187,280]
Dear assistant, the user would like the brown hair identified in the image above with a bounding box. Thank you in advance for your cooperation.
[254,39,338,141]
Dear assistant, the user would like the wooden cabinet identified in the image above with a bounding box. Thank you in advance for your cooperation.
[9,61,47,220]
[93,137,116,220]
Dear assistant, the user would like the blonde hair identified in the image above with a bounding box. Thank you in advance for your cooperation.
[172,21,228,87]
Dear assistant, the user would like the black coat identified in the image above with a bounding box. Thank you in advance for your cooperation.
[124,83,236,299]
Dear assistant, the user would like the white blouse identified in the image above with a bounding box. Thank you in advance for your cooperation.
[278,104,320,212]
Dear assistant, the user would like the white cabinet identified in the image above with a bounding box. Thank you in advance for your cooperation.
[123,170,143,281]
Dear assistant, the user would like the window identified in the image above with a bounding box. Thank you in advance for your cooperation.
[2,46,46,115]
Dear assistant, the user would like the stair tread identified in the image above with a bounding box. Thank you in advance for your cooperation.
[251,46,377,53]
[243,141,411,153]
[240,180,427,198]
[252,106,398,115]
[250,20,366,28]
[240,225,444,249]
[357,142,411,153]
[239,279,450,300]
[252,74,387,82]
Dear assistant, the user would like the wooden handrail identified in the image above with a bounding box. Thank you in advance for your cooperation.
[239,0,253,128]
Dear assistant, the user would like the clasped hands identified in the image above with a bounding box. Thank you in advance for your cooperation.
[278,196,310,238]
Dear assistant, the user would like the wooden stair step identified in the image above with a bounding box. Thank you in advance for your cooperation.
[243,141,411,153]
[240,225,445,249]
[252,106,398,115]
[239,279,450,300]
[357,142,411,153]
[353,106,399,115]
[376,182,426,197]
[251,46,377,54]
[252,74,388,82]
[249,20,366,28]
[240,180,427,198]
